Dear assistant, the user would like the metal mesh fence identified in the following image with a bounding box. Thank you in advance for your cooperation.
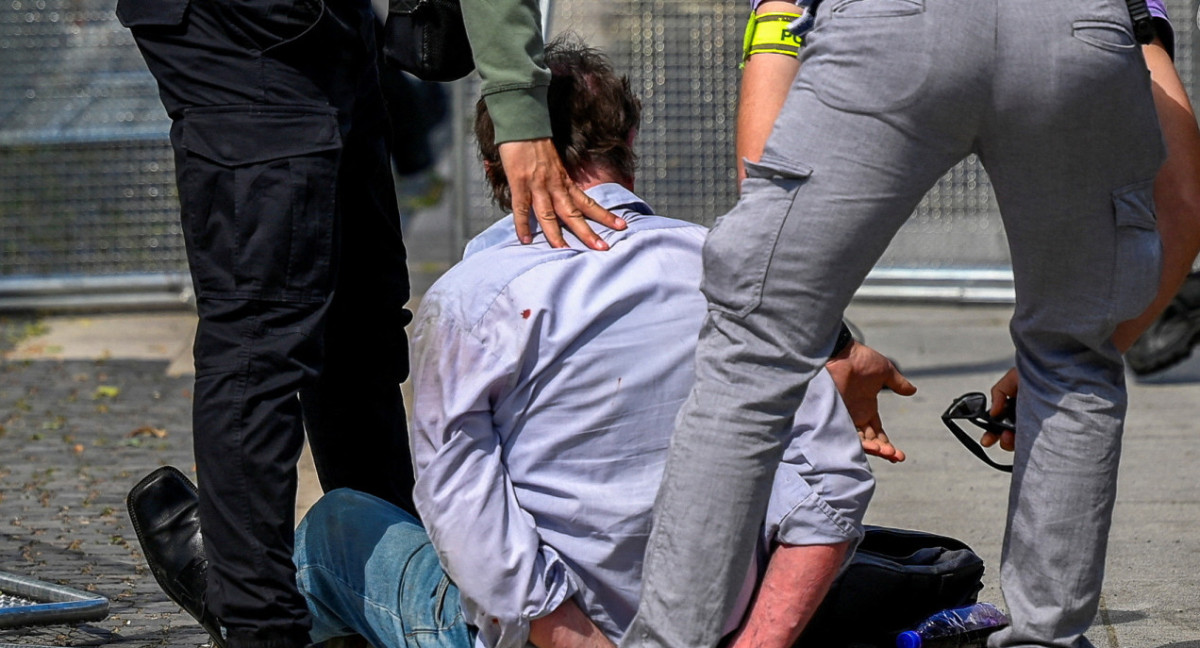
[1,0,1197,303]
[0,0,182,280]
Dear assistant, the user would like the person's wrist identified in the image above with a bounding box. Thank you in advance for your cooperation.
[830,321,854,358]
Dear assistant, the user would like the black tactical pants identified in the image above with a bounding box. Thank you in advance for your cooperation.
[118,0,415,644]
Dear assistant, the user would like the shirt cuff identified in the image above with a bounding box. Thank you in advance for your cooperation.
[483,85,552,144]
[1152,16,1174,60]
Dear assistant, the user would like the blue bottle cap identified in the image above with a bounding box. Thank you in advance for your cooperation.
[896,630,922,648]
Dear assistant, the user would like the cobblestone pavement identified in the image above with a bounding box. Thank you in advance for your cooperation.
[1,316,209,648]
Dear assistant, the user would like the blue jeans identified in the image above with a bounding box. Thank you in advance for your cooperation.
[294,489,475,648]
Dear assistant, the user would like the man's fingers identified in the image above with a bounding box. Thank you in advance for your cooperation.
[989,367,1019,418]
[499,138,611,249]
[532,188,568,248]
[512,201,534,245]
[520,171,627,251]
[886,365,917,397]
[570,185,627,231]
[980,430,1015,452]
[868,416,906,463]
[988,393,1011,419]
[858,418,905,463]
[858,434,881,454]
[551,186,621,251]
[1000,430,1015,452]
[507,165,534,244]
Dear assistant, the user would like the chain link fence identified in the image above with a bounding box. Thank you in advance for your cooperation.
[1,0,1197,308]
[0,0,187,309]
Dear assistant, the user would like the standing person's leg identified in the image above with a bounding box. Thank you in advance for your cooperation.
[295,489,474,648]
[120,0,390,643]
[623,3,986,646]
[300,10,416,516]
[980,2,1164,647]
[187,4,387,642]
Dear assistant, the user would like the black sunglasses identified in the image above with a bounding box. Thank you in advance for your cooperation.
[940,392,1015,473]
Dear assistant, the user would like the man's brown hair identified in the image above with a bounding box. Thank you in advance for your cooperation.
[475,35,642,210]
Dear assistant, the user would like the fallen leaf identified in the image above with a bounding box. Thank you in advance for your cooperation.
[128,426,167,439]
[93,385,120,399]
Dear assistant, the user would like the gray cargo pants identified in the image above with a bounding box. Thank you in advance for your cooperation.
[623,1,1164,647]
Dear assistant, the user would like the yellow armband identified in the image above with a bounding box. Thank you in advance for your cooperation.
[741,10,804,66]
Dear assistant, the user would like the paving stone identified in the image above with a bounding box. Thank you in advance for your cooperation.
[1,354,206,648]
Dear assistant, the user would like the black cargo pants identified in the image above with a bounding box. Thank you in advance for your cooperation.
[117,0,415,644]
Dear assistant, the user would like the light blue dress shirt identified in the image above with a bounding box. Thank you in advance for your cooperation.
[409,183,873,648]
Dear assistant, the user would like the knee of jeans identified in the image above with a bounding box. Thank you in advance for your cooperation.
[312,488,387,523]
[297,489,389,564]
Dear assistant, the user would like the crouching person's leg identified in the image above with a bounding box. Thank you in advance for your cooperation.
[294,489,474,648]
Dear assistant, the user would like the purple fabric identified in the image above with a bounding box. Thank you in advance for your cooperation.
[1147,0,1174,58]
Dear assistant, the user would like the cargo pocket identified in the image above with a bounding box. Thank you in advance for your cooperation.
[702,153,812,318]
[176,106,342,302]
[804,0,930,113]
[116,0,189,27]
[1108,180,1162,323]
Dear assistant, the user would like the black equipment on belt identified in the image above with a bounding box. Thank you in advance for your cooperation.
[1125,0,1156,45]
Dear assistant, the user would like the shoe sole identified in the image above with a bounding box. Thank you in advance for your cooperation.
[1129,316,1200,376]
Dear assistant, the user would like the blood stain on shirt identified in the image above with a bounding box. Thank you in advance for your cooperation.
[521,309,531,319]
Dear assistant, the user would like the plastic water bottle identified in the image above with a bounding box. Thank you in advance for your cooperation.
[895,602,1009,648]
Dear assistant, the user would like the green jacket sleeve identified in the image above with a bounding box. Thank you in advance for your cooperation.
[459,0,552,143]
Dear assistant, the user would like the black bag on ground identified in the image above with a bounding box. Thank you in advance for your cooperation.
[793,526,986,648]
[382,0,474,82]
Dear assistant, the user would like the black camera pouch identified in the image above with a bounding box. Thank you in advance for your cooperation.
[383,0,475,82]
[795,526,987,648]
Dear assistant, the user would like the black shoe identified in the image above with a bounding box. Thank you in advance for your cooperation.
[1126,272,1200,375]
[127,466,226,648]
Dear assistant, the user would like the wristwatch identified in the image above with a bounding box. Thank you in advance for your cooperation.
[830,320,855,358]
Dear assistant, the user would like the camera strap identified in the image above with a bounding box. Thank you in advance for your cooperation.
[1125,0,1156,44]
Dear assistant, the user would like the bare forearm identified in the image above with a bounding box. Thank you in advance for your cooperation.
[528,598,616,648]
[1113,38,1200,350]
[727,542,849,648]
[736,1,802,187]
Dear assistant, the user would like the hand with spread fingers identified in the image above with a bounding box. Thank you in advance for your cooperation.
[825,339,917,463]
[499,139,627,249]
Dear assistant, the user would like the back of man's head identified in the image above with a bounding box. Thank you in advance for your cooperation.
[475,35,642,210]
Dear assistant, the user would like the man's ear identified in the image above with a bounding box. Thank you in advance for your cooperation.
[626,128,638,147]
